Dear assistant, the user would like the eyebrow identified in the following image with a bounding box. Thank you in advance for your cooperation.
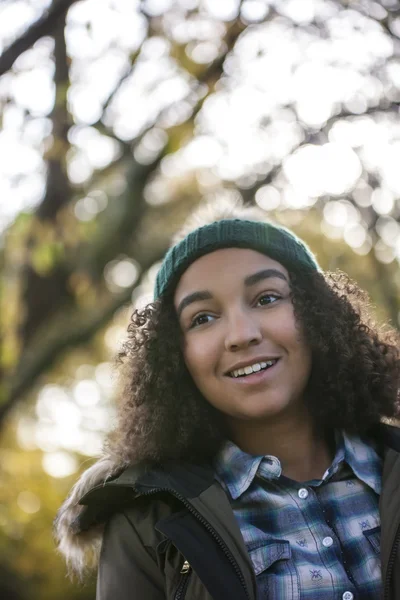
[176,268,288,319]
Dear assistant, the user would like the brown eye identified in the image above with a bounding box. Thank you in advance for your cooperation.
[257,293,281,306]
[189,313,214,329]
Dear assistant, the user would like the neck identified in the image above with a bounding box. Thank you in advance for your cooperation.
[227,409,334,482]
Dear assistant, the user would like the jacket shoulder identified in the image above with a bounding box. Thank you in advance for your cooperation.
[54,456,118,574]
[55,457,144,576]
[77,463,152,531]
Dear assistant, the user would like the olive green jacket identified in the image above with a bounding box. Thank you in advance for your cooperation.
[59,423,400,599]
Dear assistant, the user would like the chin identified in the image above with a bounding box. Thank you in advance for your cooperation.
[229,399,291,422]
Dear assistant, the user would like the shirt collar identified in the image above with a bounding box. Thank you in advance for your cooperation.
[340,430,382,495]
[214,440,281,500]
[214,430,382,500]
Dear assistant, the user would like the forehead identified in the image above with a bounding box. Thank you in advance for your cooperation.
[174,248,289,300]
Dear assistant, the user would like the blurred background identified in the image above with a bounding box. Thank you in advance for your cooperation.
[0,0,400,598]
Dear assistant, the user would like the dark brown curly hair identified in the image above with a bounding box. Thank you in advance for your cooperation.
[106,206,400,467]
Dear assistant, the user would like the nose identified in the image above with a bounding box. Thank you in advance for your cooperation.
[224,308,262,352]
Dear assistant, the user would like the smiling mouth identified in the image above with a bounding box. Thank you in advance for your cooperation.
[227,358,280,378]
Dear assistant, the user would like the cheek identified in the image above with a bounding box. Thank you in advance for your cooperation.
[182,336,214,378]
[277,309,306,347]
[297,348,312,379]
[269,317,311,372]
[288,327,312,376]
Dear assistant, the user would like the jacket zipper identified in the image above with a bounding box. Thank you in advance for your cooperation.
[141,487,251,600]
[175,561,191,600]
[384,523,400,600]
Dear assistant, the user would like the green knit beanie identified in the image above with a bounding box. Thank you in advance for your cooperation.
[154,218,320,299]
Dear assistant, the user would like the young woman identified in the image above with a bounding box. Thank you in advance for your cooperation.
[56,205,400,600]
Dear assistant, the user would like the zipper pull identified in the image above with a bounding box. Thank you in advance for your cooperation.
[180,560,190,574]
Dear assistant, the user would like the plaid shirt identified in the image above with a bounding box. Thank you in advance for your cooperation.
[214,432,382,599]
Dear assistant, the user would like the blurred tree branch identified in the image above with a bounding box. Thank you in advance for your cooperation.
[0,274,142,423]
[0,0,78,77]
[21,14,73,343]
[0,190,195,423]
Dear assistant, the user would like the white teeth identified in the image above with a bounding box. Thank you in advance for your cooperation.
[230,360,277,378]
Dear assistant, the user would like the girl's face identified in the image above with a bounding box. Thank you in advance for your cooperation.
[174,248,312,427]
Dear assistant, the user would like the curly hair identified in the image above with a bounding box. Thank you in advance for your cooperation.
[106,263,400,467]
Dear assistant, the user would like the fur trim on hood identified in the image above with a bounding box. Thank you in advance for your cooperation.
[54,456,122,578]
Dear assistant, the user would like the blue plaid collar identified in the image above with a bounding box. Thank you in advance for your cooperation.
[214,431,382,500]
[340,431,381,495]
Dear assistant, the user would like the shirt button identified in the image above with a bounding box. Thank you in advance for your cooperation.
[342,592,354,600]
[322,536,334,547]
[298,488,309,499]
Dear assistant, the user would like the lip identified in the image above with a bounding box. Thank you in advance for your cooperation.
[224,357,281,376]
[226,358,281,385]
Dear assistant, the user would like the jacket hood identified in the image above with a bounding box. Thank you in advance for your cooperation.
[54,455,123,577]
